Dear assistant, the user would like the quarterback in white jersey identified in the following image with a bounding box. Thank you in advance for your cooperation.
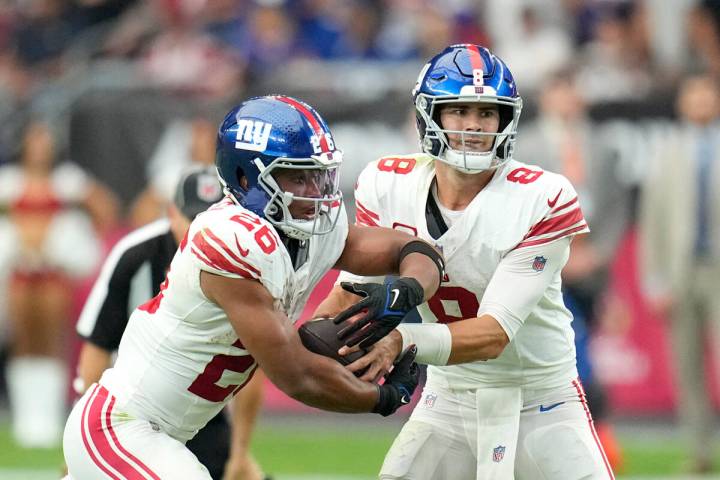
[317,45,614,479]
[62,96,443,479]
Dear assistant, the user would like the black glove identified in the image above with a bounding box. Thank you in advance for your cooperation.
[373,345,419,417]
[333,277,424,349]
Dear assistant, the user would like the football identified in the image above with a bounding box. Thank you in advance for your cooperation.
[298,317,366,367]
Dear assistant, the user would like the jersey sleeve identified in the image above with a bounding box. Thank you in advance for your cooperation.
[353,161,383,228]
[514,175,589,250]
[479,237,571,339]
[187,210,283,293]
[338,159,392,284]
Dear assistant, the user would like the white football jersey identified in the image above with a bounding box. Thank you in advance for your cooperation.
[100,197,348,441]
[343,154,589,390]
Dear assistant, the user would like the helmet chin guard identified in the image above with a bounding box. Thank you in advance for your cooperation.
[254,154,343,241]
[413,44,523,173]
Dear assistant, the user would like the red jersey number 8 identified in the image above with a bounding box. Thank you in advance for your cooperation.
[377,157,416,175]
[427,286,480,324]
[507,167,543,184]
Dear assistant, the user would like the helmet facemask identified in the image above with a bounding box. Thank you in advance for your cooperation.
[254,151,343,241]
[416,92,522,174]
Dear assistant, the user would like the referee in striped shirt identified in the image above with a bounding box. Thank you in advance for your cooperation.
[74,167,270,480]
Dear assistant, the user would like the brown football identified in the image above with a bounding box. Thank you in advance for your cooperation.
[298,317,366,367]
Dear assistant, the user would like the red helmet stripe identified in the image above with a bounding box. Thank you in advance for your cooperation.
[275,96,330,152]
[467,44,485,74]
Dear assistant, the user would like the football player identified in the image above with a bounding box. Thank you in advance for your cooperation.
[73,166,268,479]
[316,44,615,479]
[62,95,444,479]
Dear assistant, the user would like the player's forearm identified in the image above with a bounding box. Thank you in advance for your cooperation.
[396,315,509,365]
[279,355,378,412]
[447,315,509,363]
[397,251,442,301]
[76,342,113,393]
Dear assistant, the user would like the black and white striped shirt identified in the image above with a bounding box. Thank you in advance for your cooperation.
[76,219,177,350]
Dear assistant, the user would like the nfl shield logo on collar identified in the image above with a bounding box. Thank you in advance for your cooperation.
[532,256,547,272]
[492,445,506,463]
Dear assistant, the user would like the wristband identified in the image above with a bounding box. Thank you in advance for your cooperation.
[396,323,452,366]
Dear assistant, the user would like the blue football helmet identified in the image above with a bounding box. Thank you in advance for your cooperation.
[412,44,522,173]
[216,95,343,240]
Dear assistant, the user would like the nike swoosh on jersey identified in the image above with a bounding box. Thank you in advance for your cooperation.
[233,234,250,256]
[539,402,565,412]
[547,189,563,208]
[390,288,401,308]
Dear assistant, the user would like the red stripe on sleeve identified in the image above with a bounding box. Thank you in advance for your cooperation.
[551,196,578,214]
[356,211,378,227]
[191,231,259,279]
[515,224,589,249]
[355,200,379,227]
[192,246,257,279]
[202,228,261,275]
[524,207,585,240]
[356,200,379,220]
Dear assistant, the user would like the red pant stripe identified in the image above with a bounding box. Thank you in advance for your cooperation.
[87,385,147,480]
[80,384,124,480]
[102,389,162,480]
[572,379,615,479]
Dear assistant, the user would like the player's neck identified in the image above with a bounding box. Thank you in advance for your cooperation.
[434,164,494,211]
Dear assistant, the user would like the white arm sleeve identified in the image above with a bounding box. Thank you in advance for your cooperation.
[478,237,571,340]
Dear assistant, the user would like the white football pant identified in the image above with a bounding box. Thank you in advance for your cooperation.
[380,379,614,480]
[63,383,212,479]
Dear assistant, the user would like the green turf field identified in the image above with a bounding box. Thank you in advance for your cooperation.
[0,416,718,479]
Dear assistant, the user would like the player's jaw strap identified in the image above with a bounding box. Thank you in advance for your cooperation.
[398,240,445,282]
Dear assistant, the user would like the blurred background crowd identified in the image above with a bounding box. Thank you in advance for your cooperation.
[1,0,720,475]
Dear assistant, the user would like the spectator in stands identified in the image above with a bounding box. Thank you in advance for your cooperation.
[687,1,720,78]
[75,167,269,480]
[491,5,573,94]
[516,69,631,470]
[0,119,118,447]
[639,73,720,474]
[575,0,652,104]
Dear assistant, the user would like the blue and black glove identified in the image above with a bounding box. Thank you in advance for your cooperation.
[373,345,419,416]
[334,277,424,349]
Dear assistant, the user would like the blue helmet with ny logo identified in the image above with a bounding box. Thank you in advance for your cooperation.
[216,95,343,240]
[413,44,522,173]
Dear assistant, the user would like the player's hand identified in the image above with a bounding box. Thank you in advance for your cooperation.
[333,277,424,349]
[342,330,403,383]
[223,453,264,480]
[373,345,419,417]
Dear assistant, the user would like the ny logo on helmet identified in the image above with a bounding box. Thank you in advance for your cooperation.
[235,119,272,152]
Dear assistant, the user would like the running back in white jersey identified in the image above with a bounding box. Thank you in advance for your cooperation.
[342,154,589,390]
[100,197,348,441]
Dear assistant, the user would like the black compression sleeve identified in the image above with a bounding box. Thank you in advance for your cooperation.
[398,240,445,281]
